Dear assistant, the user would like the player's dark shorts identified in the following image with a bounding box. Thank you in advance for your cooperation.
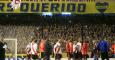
[32,54,38,59]
[101,52,109,60]
[55,54,62,59]
[73,52,82,58]
[77,52,82,58]
[41,52,45,58]
[82,54,89,58]
[73,53,77,59]
[27,54,31,59]
[112,54,115,58]
[0,53,5,60]
[67,52,73,58]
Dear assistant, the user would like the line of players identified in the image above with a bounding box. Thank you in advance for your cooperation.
[25,37,115,60]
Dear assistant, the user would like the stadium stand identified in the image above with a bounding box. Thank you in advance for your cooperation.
[0,24,114,53]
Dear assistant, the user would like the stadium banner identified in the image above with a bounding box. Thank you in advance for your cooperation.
[0,2,115,14]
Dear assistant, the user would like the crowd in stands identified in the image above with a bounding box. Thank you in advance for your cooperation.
[0,24,115,54]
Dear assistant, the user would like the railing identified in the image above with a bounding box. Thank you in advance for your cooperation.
[6,53,67,58]
[6,54,26,58]
[0,0,115,2]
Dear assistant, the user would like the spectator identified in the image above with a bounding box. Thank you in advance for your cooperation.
[25,41,31,60]
[81,39,89,60]
[0,38,5,60]
[76,38,82,60]
[44,38,52,60]
[73,41,77,60]
[110,40,115,58]
[97,38,110,60]
[54,39,62,60]
[66,38,73,60]
[30,39,39,60]
[91,40,99,60]
[39,38,45,60]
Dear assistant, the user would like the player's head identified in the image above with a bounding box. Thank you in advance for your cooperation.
[93,40,96,44]
[41,38,44,41]
[34,40,37,43]
[31,37,35,43]
[113,40,115,44]
[0,38,4,42]
[4,42,7,45]
[83,39,88,43]
[73,41,76,44]
[78,37,81,42]
[68,37,72,42]
[58,39,61,43]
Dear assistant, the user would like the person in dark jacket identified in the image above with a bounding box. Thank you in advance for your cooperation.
[97,39,110,60]
[91,41,99,60]
[0,38,5,60]
[44,39,52,60]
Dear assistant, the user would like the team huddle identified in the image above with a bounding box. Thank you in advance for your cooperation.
[25,37,115,60]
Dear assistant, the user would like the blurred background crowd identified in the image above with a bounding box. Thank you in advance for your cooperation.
[0,24,114,54]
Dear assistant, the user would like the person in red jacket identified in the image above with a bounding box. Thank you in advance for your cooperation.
[66,38,73,60]
[110,41,115,58]
[39,38,45,60]
[81,40,89,60]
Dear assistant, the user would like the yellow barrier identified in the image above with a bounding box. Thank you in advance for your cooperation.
[6,53,67,58]
[6,54,27,58]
